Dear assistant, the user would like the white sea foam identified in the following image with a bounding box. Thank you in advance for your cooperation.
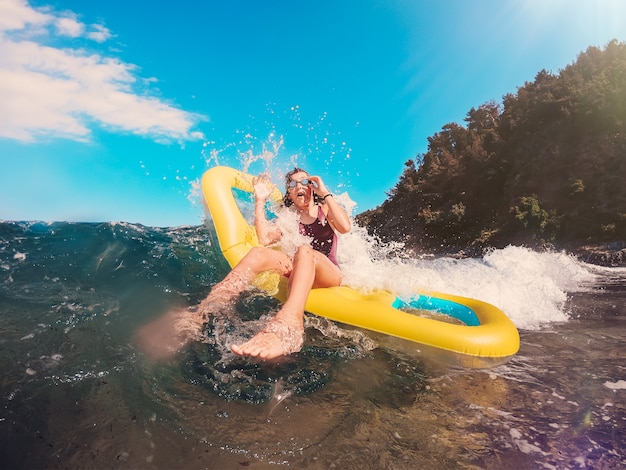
[338,228,599,330]
[272,206,310,258]
[510,427,548,455]
[603,380,626,390]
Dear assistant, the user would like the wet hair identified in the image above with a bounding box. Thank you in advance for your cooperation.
[282,167,322,207]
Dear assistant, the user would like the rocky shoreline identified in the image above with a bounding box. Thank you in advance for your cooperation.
[420,241,626,267]
[572,242,626,267]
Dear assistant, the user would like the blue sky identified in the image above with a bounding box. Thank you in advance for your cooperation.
[1,0,625,227]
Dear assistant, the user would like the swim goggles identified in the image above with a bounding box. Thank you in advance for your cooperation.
[287,178,315,189]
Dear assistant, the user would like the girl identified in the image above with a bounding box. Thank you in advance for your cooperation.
[205,168,351,359]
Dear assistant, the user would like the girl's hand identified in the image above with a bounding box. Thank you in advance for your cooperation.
[253,173,274,201]
[309,175,351,234]
[308,175,330,198]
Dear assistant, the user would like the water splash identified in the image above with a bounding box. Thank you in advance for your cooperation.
[267,378,292,417]
[198,105,355,196]
[339,239,600,331]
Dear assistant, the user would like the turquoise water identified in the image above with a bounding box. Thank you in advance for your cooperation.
[1,220,625,469]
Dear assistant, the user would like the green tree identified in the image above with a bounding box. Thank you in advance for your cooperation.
[358,40,626,254]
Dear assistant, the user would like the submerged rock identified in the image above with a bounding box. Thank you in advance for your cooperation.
[574,242,626,267]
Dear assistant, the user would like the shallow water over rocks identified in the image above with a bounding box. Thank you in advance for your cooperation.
[1,221,624,469]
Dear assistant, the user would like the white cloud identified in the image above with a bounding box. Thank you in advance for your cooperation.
[55,15,84,38]
[87,24,112,43]
[0,0,50,32]
[0,0,205,143]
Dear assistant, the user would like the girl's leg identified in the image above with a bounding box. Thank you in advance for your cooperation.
[231,245,342,359]
[136,247,291,361]
[196,246,293,321]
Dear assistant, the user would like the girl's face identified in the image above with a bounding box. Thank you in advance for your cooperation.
[287,171,313,207]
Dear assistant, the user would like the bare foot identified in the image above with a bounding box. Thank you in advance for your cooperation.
[135,308,204,361]
[231,318,304,360]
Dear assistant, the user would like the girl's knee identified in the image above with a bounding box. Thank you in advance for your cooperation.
[247,246,271,260]
[239,246,269,268]
[294,244,315,259]
[247,246,264,257]
[239,246,291,276]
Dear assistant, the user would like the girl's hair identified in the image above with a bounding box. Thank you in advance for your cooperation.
[282,167,322,207]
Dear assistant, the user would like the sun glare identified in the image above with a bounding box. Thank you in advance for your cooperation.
[521,0,626,43]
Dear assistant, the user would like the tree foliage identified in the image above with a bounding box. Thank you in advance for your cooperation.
[357,40,626,253]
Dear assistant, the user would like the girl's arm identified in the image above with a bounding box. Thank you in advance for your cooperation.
[309,175,351,234]
[253,174,282,246]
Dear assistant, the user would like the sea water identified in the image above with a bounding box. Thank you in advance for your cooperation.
[1,219,625,469]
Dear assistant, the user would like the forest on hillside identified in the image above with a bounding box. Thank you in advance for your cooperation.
[357,40,626,261]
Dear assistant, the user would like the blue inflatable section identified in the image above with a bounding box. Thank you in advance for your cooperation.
[392,295,481,326]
